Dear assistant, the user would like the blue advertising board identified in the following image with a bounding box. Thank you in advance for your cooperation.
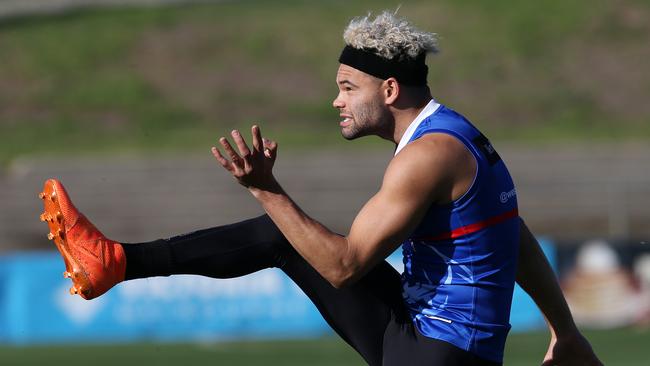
[0,240,555,345]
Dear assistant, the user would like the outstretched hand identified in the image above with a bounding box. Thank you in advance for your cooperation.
[211,125,278,190]
[542,332,603,366]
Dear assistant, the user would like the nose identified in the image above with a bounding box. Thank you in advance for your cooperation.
[332,92,345,109]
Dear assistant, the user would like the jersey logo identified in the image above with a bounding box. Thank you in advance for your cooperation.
[472,134,501,166]
[500,188,517,203]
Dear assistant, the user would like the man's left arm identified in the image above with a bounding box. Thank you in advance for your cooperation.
[517,218,603,366]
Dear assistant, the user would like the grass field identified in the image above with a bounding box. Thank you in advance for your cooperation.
[1,0,649,165]
[1,328,648,365]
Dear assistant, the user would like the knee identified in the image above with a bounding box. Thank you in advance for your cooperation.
[250,214,293,264]
[252,214,287,243]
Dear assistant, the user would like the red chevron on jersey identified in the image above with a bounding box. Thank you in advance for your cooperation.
[417,208,519,242]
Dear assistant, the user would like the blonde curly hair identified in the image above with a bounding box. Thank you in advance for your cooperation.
[343,11,439,61]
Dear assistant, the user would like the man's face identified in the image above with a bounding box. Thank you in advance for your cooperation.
[333,64,391,140]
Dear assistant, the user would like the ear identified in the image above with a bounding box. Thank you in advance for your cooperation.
[383,77,400,105]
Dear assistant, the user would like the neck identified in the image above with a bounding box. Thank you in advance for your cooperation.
[390,96,432,145]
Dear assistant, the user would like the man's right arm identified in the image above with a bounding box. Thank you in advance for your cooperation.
[516,218,603,366]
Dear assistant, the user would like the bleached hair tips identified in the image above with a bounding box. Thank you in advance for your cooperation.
[343,11,439,60]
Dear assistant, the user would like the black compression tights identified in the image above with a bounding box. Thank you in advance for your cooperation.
[122,215,500,366]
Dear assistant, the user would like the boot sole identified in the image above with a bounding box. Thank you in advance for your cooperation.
[39,179,93,299]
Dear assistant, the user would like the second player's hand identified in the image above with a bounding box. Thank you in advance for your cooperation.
[211,125,278,190]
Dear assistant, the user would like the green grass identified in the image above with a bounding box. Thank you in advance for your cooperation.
[0,337,363,366]
[0,328,647,365]
[505,327,650,366]
[1,0,649,165]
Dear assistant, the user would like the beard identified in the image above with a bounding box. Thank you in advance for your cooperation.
[340,98,390,140]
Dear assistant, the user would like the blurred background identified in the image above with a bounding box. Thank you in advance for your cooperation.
[1,0,649,365]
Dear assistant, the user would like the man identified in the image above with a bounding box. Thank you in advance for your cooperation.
[39,12,602,366]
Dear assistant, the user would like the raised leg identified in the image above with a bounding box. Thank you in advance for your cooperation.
[123,214,406,366]
[39,179,406,365]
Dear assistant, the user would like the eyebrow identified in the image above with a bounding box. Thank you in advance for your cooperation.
[337,79,358,88]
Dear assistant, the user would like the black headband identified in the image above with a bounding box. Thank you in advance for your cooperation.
[338,45,428,86]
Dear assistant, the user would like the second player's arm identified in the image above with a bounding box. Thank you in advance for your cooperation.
[249,134,469,288]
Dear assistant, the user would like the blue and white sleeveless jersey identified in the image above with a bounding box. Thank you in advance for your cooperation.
[396,99,520,363]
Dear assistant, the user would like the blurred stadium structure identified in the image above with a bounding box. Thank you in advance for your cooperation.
[1,0,649,362]
[2,146,650,251]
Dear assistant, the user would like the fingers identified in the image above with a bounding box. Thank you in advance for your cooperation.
[219,136,245,173]
[212,126,276,175]
[219,136,237,161]
[263,137,278,160]
[211,146,231,171]
[251,125,262,152]
[230,130,252,165]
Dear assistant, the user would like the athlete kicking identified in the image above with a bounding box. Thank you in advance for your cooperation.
[39,12,602,366]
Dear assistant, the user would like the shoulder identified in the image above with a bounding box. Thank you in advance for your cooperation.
[390,133,473,175]
[383,133,476,203]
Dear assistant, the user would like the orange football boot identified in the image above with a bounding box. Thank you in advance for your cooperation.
[39,178,126,300]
